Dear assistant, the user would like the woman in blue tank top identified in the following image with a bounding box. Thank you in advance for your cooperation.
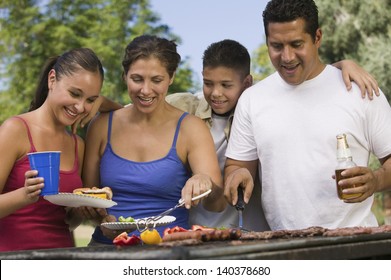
[82,35,226,245]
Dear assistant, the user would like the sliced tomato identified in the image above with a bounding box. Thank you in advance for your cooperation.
[163,227,171,236]
[163,226,188,236]
[113,232,128,243]
[113,232,141,246]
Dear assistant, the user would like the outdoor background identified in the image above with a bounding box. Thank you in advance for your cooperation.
[1,0,391,245]
[1,0,391,119]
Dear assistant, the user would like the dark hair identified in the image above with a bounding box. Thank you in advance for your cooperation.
[122,35,181,78]
[202,39,250,78]
[262,0,319,42]
[30,48,104,111]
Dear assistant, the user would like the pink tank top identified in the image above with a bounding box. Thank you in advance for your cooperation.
[0,117,83,252]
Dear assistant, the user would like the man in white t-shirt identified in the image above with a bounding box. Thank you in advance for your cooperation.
[224,0,391,230]
[167,39,380,231]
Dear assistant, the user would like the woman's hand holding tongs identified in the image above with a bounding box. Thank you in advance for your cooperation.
[181,174,213,209]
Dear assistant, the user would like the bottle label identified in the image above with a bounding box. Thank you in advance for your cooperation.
[335,169,362,200]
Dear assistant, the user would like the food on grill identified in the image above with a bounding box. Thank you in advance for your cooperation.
[241,225,391,240]
[160,224,391,245]
[370,224,391,233]
[158,238,203,247]
[162,230,202,242]
[322,225,391,236]
[322,225,386,237]
[191,225,215,231]
[140,229,162,245]
[239,227,326,240]
[162,228,241,242]
[200,228,242,242]
[113,232,141,246]
[240,230,289,240]
[163,226,188,236]
[73,186,113,200]
[288,226,328,237]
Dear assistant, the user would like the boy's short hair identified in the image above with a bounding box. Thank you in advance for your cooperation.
[202,39,250,78]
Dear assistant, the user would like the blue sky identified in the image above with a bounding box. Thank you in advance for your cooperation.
[150,0,269,87]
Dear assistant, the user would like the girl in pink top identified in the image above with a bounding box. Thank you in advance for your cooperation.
[0,48,104,251]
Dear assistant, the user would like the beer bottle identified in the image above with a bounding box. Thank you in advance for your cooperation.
[335,133,361,199]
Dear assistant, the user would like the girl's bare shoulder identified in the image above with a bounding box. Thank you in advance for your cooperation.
[0,115,30,137]
[0,115,32,158]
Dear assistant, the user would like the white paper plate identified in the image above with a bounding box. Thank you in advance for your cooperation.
[44,193,117,208]
[101,215,176,231]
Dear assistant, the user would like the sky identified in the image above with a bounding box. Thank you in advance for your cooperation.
[149,0,269,87]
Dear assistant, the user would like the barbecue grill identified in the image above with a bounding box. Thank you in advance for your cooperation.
[1,231,391,260]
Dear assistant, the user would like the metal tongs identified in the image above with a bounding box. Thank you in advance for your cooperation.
[136,189,212,232]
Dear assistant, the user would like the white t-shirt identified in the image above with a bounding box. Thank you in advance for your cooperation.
[210,113,229,172]
[226,65,391,230]
[190,113,237,228]
[190,113,270,230]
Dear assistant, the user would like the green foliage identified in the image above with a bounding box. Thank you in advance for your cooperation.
[169,61,195,94]
[316,0,391,100]
[0,0,195,123]
[251,44,275,83]
[369,153,385,224]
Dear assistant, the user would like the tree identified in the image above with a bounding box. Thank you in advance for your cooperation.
[316,0,391,100]
[0,0,43,117]
[0,0,195,123]
[251,43,274,83]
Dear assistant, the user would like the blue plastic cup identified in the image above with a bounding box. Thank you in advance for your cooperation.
[27,151,61,196]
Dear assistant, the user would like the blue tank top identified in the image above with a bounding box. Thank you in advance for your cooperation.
[92,111,191,244]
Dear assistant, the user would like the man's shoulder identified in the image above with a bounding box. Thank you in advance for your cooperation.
[241,72,280,97]
[252,72,280,86]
